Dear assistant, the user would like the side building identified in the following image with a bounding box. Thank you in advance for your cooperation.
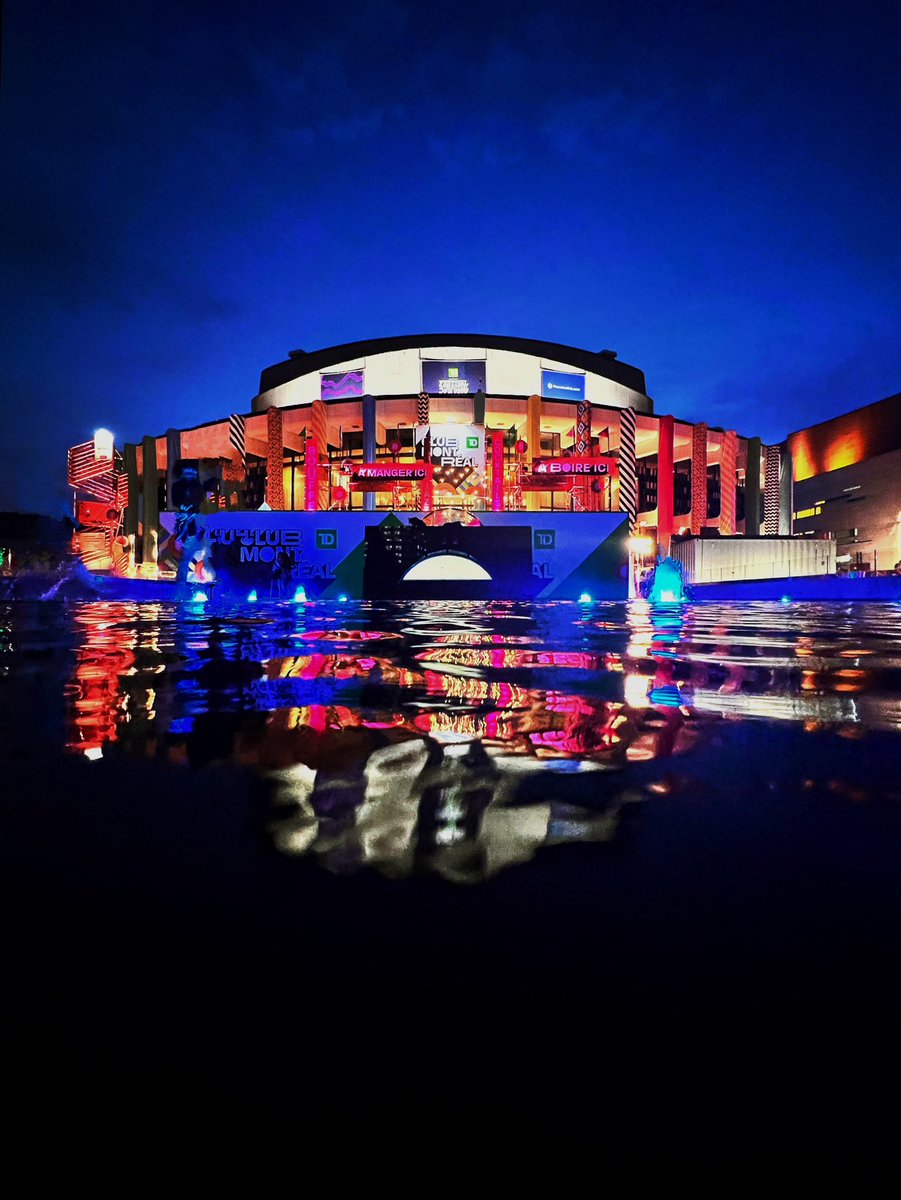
[787,391,901,573]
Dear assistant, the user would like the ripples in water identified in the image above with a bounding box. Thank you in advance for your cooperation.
[2,597,900,881]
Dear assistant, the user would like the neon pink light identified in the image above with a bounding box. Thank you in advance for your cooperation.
[305,437,319,511]
[491,431,505,512]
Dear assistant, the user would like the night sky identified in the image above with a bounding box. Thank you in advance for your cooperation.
[2,0,899,516]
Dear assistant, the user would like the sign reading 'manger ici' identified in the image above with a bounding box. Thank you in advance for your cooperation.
[532,457,618,477]
[350,462,432,483]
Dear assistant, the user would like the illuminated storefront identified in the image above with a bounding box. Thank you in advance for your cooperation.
[68,334,793,597]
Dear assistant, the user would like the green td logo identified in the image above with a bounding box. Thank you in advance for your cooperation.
[466,436,479,449]
[316,529,337,550]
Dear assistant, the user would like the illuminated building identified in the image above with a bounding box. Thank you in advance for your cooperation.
[69,334,789,598]
[786,391,901,572]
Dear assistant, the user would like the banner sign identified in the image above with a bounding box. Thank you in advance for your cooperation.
[532,456,617,477]
[415,424,485,494]
[541,369,586,401]
[350,462,431,483]
[421,360,486,396]
[321,370,364,400]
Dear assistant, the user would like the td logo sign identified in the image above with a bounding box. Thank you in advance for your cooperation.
[534,530,556,550]
[316,529,338,550]
[466,436,479,449]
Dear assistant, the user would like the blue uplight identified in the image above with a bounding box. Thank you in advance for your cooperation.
[780,595,792,604]
[293,586,307,603]
[247,589,258,603]
[338,593,348,602]
[191,590,208,603]
[578,592,592,604]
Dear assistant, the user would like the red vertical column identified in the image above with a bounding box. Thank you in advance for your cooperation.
[657,414,675,552]
[690,423,708,535]
[266,407,285,510]
[420,465,433,514]
[719,430,738,535]
[491,430,505,512]
[304,437,319,512]
[311,398,329,509]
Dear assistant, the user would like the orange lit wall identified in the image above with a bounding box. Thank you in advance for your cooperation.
[787,392,901,482]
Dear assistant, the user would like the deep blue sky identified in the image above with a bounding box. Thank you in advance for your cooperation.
[2,0,899,515]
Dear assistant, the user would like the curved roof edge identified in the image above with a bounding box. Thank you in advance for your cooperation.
[257,334,649,397]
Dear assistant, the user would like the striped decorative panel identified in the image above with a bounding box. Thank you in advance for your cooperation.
[618,407,638,531]
[690,423,708,534]
[115,473,130,508]
[779,448,793,536]
[68,441,123,506]
[228,413,246,466]
[68,441,111,487]
[763,445,781,534]
[417,392,430,425]
[77,529,111,570]
[719,430,738,535]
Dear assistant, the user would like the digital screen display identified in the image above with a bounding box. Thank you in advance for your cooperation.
[321,371,364,400]
[541,369,586,401]
[421,360,486,396]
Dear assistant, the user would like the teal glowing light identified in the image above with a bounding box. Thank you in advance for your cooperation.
[647,557,688,604]
[780,595,792,604]
[191,590,208,603]
[578,592,592,604]
[247,590,257,603]
[293,586,307,603]
[338,594,348,602]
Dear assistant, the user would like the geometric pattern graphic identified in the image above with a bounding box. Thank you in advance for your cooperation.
[417,392,430,425]
[266,406,285,510]
[779,448,793,536]
[576,400,591,455]
[719,429,738,535]
[617,407,637,532]
[690,423,708,535]
[763,444,781,534]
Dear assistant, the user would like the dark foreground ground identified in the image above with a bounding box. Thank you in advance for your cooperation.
[4,740,901,1141]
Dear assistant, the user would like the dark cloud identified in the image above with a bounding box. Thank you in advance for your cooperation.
[2,0,901,512]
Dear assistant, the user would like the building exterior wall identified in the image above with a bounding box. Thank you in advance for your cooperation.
[252,345,653,414]
[792,446,901,571]
[786,392,901,482]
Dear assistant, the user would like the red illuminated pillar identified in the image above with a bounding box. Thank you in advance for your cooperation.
[311,398,329,509]
[657,414,675,552]
[689,423,708,535]
[266,407,285,510]
[491,430,505,512]
[420,465,433,514]
[720,430,738,535]
[305,437,319,512]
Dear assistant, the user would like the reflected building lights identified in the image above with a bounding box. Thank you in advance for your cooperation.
[52,596,901,877]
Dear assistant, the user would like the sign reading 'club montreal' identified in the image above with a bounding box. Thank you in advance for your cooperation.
[540,369,586,401]
[532,456,617,476]
[421,360,486,396]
